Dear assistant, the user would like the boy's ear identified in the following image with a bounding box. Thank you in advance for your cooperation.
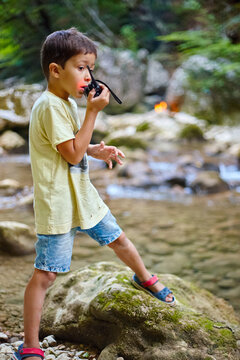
[49,63,62,78]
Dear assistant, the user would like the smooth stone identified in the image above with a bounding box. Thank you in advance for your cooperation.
[0,332,8,340]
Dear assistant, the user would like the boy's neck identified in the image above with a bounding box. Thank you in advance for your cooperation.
[47,82,69,101]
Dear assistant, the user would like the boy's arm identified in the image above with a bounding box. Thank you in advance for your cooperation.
[57,86,110,165]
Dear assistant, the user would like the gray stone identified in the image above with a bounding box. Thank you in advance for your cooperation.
[0,221,35,255]
[144,58,169,94]
[43,335,57,347]
[40,262,240,360]
[190,171,229,194]
[0,130,25,151]
[95,45,146,114]
[0,332,8,341]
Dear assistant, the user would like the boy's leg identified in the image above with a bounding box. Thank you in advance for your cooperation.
[108,232,174,302]
[23,269,57,352]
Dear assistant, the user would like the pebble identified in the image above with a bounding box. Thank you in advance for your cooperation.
[0,332,8,341]
[0,331,98,359]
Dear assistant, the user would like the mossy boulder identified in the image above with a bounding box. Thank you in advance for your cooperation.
[107,136,147,150]
[40,262,240,360]
[178,124,205,141]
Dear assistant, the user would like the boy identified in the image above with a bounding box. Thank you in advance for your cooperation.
[13,28,175,360]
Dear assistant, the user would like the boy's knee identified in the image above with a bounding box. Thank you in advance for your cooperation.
[34,269,57,288]
[108,232,128,249]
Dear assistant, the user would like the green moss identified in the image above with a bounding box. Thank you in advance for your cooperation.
[63,277,78,289]
[182,321,199,334]
[196,317,237,349]
[161,308,183,324]
[215,328,236,349]
[197,317,214,331]
[179,124,204,141]
[136,122,150,132]
[107,136,147,149]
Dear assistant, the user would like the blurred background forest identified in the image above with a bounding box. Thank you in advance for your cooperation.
[0,0,240,123]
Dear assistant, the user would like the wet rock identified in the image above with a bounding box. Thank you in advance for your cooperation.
[0,221,35,255]
[0,130,25,152]
[165,175,186,188]
[190,171,229,194]
[117,161,151,178]
[40,261,240,360]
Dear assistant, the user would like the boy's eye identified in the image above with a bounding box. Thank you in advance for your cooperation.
[78,66,84,71]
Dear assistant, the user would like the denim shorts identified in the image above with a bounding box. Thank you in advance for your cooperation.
[34,210,122,273]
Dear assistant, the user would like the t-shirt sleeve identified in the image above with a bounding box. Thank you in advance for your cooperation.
[42,105,76,151]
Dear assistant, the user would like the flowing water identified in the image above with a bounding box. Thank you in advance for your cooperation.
[0,154,240,334]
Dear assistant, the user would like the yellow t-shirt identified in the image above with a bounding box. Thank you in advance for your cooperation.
[29,90,108,234]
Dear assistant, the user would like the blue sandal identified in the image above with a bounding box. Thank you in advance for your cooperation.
[12,343,44,359]
[131,274,176,306]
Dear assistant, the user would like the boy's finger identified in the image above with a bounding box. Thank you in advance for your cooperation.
[88,89,95,100]
[116,157,123,165]
[100,141,105,150]
[118,150,125,158]
[100,85,110,96]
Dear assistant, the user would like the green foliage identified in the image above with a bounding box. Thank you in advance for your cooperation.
[120,25,138,52]
[0,0,185,81]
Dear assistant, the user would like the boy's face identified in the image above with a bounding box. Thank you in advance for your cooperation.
[56,52,96,99]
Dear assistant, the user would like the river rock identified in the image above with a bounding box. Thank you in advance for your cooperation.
[0,109,28,128]
[189,171,229,194]
[0,221,35,255]
[0,179,22,196]
[40,262,240,360]
[0,130,25,151]
[0,179,22,190]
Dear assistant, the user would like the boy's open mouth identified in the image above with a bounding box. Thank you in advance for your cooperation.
[77,82,88,92]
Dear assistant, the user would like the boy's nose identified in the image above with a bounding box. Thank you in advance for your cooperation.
[84,70,91,82]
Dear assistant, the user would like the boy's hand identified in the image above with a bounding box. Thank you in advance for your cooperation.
[88,141,125,169]
[86,84,110,113]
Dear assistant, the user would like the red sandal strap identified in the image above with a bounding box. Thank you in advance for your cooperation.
[141,275,159,288]
[20,348,44,357]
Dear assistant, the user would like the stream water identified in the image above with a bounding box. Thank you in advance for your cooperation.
[0,152,240,335]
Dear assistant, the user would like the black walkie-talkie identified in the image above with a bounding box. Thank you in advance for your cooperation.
[84,66,122,104]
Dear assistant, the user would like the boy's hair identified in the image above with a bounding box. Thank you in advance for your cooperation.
[41,27,97,79]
